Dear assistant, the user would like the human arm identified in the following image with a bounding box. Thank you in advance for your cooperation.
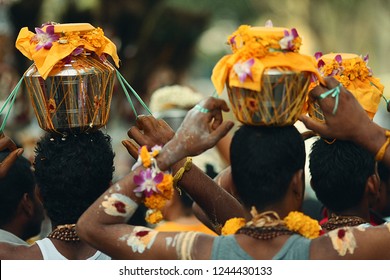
[77,97,236,259]
[310,223,390,259]
[123,100,248,232]
[299,77,390,168]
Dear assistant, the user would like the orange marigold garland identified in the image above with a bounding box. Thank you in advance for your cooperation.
[132,145,174,224]
[221,207,321,239]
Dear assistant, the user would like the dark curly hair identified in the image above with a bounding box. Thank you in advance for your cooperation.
[34,131,115,225]
[0,152,35,226]
[230,125,306,210]
[309,139,375,212]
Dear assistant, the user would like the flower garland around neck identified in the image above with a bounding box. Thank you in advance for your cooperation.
[132,145,174,224]
[314,52,372,87]
[221,207,321,239]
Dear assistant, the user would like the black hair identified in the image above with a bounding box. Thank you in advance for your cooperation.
[378,161,390,183]
[230,125,305,210]
[34,131,115,225]
[309,139,375,212]
[0,152,35,226]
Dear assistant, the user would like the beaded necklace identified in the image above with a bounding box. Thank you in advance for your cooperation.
[222,207,321,239]
[47,224,80,242]
[321,214,367,231]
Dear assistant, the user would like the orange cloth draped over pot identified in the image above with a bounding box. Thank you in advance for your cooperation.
[16,23,120,79]
[211,25,322,94]
[311,53,384,119]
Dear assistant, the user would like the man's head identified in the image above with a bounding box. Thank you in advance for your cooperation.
[0,152,44,240]
[230,125,306,212]
[34,131,115,226]
[309,139,377,213]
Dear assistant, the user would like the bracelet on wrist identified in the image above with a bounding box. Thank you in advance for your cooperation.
[132,145,174,224]
[173,157,193,194]
[375,130,390,161]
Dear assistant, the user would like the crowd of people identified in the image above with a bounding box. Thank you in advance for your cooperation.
[1,18,390,261]
[1,74,390,259]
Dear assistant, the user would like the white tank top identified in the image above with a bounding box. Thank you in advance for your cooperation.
[36,238,111,260]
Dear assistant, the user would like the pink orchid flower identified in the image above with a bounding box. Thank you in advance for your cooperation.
[314,52,323,60]
[233,58,255,83]
[279,28,299,50]
[133,169,163,197]
[33,25,60,51]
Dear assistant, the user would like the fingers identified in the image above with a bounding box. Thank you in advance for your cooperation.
[0,134,18,151]
[301,130,318,141]
[298,115,330,137]
[122,140,139,160]
[127,126,146,146]
[323,76,340,89]
[0,148,23,178]
[209,121,234,144]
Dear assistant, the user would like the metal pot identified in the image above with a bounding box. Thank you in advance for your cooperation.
[227,69,310,126]
[24,55,115,133]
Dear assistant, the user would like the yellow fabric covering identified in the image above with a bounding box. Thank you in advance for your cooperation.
[155,221,217,236]
[311,53,384,118]
[211,25,321,94]
[16,23,120,79]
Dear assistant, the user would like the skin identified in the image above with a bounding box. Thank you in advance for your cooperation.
[77,94,390,260]
[0,133,24,178]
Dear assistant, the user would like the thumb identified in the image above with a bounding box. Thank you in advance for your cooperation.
[122,140,139,160]
[298,115,329,136]
[0,148,23,178]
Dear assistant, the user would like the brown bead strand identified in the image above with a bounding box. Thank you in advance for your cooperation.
[321,214,367,231]
[47,224,80,242]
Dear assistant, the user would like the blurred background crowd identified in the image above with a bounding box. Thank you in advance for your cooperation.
[1,0,390,193]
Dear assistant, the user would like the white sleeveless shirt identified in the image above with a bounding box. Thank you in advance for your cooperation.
[36,238,111,260]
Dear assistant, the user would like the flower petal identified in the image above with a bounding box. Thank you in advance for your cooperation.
[291,28,298,38]
[133,174,145,185]
[153,172,164,184]
[265,20,273,27]
[335,54,342,64]
[314,52,323,60]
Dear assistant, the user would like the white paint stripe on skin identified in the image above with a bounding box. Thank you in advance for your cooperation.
[165,237,173,249]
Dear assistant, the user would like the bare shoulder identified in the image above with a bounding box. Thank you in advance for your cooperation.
[0,242,43,260]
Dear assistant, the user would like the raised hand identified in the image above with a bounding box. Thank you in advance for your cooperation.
[0,133,23,178]
[299,77,372,142]
[122,116,175,159]
[157,97,234,170]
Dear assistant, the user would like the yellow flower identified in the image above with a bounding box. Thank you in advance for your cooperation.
[221,217,246,235]
[144,194,167,210]
[145,209,163,224]
[140,146,151,168]
[284,211,320,239]
[157,174,174,200]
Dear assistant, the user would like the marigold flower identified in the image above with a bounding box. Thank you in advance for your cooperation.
[221,217,246,235]
[144,194,167,210]
[145,209,163,224]
[284,211,320,239]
